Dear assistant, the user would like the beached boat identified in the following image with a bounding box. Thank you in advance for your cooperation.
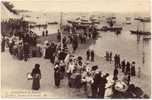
[130,30,151,35]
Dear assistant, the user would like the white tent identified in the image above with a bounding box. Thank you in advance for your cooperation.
[1,3,21,22]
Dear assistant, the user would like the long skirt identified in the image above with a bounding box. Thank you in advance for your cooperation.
[98,87,106,98]
[32,78,40,90]
[54,72,60,87]
[131,67,136,76]
[86,83,92,97]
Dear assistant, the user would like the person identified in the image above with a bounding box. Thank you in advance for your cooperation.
[72,35,78,53]
[117,54,120,68]
[54,63,61,87]
[59,60,66,80]
[131,61,136,76]
[114,54,117,68]
[1,36,6,52]
[127,73,131,85]
[23,42,29,61]
[75,72,82,91]
[9,40,15,55]
[42,31,45,37]
[125,61,131,75]
[44,43,50,59]
[109,52,112,63]
[67,59,75,87]
[17,42,23,60]
[92,71,100,98]
[46,30,48,36]
[31,64,41,90]
[98,73,109,98]
[57,29,61,42]
[121,60,126,73]
[107,52,109,61]
[70,69,78,88]
[106,51,108,61]
[91,50,94,62]
[86,49,90,61]
[138,67,141,78]
[113,68,118,81]
[82,72,94,98]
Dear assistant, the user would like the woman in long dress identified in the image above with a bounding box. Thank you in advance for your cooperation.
[54,63,60,87]
[31,64,41,90]
[82,72,94,98]
[131,61,136,76]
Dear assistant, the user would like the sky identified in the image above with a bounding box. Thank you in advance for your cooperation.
[4,0,151,13]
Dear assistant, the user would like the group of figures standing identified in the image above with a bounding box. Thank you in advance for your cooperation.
[105,51,141,85]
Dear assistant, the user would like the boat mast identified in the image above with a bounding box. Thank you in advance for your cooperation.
[142,20,145,65]
[60,12,63,51]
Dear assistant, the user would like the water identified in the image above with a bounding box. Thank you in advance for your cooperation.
[93,25,151,77]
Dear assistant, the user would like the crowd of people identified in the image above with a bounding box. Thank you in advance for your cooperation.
[1,21,148,98]
[1,30,39,61]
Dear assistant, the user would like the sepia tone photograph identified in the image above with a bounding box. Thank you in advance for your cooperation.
[1,0,151,99]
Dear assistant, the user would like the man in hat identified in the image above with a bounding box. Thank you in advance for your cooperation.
[54,63,61,87]
[86,49,90,61]
[131,61,136,76]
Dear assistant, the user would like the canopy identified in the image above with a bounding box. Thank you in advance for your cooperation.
[1,3,21,22]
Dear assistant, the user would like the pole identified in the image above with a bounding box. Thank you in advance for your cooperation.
[60,12,63,51]
[142,21,145,65]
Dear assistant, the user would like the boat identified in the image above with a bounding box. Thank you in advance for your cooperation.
[134,17,150,22]
[100,26,122,32]
[143,36,151,40]
[125,17,132,24]
[130,30,151,35]
[48,21,58,25]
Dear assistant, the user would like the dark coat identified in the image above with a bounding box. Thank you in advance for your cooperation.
[121,60,126,72]
[125,62,131,75]
[54,67,60,87]
[31,68,41,90]
[113,69,118,81]
[98,77,107,98]
[131,66,136,76]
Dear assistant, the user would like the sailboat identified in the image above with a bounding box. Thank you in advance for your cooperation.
[130,17,151,35]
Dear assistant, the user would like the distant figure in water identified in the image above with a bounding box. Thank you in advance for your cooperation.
[31,64,41,90]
